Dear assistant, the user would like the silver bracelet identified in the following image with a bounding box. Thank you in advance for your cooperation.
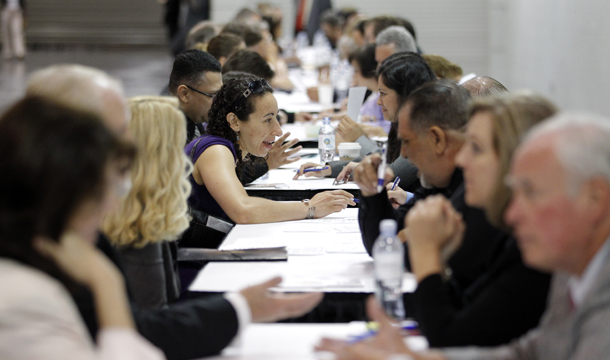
[306,206,316,219]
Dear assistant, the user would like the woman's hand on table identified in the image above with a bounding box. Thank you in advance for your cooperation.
[334,161,360,184]
[293,162,332,179]
[266,132,303,170]
[310,190,356,217]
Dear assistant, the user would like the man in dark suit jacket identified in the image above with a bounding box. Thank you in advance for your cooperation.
[354,80,501,291]
[26,64,323,360]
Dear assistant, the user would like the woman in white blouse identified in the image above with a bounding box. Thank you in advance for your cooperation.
[0,96,164,360]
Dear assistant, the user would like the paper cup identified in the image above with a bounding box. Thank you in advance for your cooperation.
[338,142,362,161]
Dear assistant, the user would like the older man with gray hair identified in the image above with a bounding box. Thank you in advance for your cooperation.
[318,112,610,360]
[375,25,417,64]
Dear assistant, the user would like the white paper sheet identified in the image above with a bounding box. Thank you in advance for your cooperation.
[346,86,367,123]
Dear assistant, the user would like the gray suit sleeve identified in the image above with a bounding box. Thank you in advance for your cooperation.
[356,135,380,157]
[442,329,540,360]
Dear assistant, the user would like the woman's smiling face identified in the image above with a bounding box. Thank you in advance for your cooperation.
[377,76,399,122]
[235,92,282,157]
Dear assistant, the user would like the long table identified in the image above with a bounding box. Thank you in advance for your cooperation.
[189,209,416,294]
[202,322,428,360]
[245,151,359,201]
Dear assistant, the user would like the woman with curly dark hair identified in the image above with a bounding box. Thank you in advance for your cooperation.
[184,75,355,224]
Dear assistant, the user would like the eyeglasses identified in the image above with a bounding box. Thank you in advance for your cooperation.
[185,85,215,98]
[229,79,268,111]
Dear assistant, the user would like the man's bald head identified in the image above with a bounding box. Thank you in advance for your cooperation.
[26,64,129,136]
[461,76,508,99]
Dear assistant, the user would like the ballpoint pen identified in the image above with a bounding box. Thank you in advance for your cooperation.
[294,166,330,175]
[377,143,388,193]
[348,321,419,344]
[390,176,401,191]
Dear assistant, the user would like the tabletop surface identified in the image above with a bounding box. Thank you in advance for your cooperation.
[189,209,416,293]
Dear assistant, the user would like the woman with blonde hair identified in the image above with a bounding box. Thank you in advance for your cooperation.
[0,96,163,359]
[102,96,191,310]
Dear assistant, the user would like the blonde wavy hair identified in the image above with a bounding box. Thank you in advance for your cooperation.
[102,96,192,248]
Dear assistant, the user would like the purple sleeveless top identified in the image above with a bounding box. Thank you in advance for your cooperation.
[185,135,237,221]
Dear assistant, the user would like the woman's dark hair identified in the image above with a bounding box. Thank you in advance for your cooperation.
[0,96,135,292]
[348,43,377,79]
[207,76,273,178]
[222,49,275,81]
[377,52,435,162]
[207,33,244,61]
[221,22,263,47]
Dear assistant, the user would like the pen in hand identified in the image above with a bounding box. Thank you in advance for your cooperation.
[294,166,330,175]
[390,176,401,191]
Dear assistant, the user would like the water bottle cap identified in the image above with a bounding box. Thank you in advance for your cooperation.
[379,219,397,234]
[323,117,331,123]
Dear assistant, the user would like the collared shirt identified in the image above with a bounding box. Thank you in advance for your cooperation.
[568,236,610,308]
[184,113,206,146]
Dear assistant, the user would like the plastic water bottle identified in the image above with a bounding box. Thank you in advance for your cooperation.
[333,58,352,103]
[318,117,336,163]
[373,219,405,320]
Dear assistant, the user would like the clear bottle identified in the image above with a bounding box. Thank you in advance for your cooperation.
[318,117,336,163]
[373,219,405,320]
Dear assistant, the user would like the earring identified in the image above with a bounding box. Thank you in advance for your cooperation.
[236,131,240,141]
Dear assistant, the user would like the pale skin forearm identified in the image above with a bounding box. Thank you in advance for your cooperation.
[196,145,347,224]
[228,197,309,224]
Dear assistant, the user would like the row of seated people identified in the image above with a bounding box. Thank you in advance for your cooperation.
[2,8,609,360]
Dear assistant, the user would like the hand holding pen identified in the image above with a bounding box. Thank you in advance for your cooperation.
[315,297,420,358]
[352,153,395,197]
[386,177,407,209]
[293,162,332,180]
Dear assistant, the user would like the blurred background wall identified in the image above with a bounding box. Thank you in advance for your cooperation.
[10,0,610,116]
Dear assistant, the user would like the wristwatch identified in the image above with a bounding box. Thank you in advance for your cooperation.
[301,199,316,219]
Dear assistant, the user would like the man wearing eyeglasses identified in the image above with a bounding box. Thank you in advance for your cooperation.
[170,49,303,183]
[169,49,223,145]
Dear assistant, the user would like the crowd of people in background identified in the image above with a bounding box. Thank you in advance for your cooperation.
[2,3,610,360]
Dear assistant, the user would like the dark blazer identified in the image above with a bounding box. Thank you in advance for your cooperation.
[413,234,551,347]
[185,115,205,147]
[73,235,239,360]
[358,168,502,291]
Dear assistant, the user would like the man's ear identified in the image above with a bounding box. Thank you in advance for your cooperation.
[582,177,610,226]
[227,112,240,132]
[177,85,190,103]
[428,126,447,155]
